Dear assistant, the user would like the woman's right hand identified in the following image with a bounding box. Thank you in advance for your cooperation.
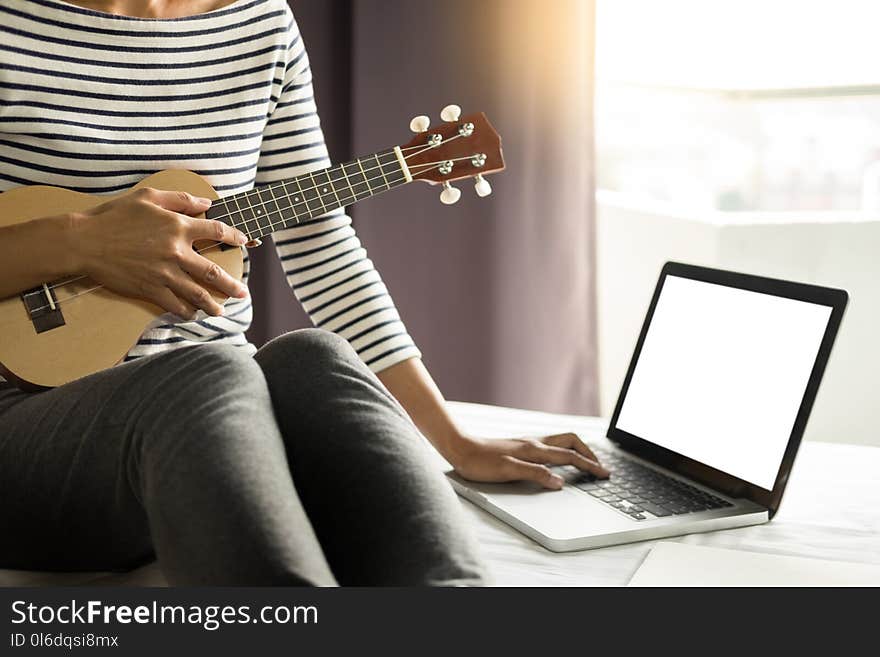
[69,187,250,320]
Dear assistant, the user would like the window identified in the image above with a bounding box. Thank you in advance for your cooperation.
[595,0,880,212]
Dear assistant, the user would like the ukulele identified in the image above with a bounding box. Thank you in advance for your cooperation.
[0,106,504,390]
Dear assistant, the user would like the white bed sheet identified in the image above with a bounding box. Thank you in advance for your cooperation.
[446,402,880,586]
[2,402,878,587]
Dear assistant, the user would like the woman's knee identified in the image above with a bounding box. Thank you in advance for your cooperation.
[150,345,262,397]
[178,343,260,378]
[255,329,362,381]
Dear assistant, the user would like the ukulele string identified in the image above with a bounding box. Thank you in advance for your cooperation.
[213,138,462,214]
[211,155,477,238]
[195,157,457,249]
[16,141,471,305]
[205,136,469,227]
[22,160,454,317]
[35,158,449,300]
[399,133,465,161]
[212,160,428,234]
[19,276,89,296]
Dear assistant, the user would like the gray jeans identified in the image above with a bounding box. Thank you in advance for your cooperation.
[0,329,486,586]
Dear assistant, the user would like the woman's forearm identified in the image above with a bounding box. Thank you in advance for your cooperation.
[376,357,467,461]
[0,213,81,299]
[377,357,610,485]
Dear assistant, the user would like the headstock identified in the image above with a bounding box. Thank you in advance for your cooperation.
[401,105,505,205]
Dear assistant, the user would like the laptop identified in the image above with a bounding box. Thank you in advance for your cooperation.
[447,262,848,552]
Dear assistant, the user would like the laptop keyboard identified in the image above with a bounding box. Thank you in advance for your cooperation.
[552,446,734,521]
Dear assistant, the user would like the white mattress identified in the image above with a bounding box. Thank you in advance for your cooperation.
[3,402,878,587]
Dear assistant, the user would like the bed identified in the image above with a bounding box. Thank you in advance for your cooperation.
[2,402,878,586]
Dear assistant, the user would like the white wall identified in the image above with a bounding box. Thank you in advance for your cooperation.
[596,191,880,446]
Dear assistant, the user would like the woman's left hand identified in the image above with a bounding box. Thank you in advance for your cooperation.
[448,433,611,490]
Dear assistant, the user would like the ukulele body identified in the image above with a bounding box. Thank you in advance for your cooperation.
[0,170,243,390]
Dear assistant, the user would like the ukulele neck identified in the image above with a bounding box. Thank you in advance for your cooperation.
[205,147,411,241]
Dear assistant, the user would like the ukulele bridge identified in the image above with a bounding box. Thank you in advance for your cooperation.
[22,284,66,334]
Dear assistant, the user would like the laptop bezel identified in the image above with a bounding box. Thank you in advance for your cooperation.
[605,262,848,517]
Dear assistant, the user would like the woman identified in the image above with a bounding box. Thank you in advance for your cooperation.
[0,0,607,585]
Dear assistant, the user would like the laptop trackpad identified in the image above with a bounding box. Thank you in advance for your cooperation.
[450,475,634,541]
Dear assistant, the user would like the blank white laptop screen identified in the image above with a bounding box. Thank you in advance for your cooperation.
[616,275,832,491]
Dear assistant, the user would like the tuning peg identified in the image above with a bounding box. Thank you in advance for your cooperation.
[440,182,461,205]
[474,174,492,198]
[409,115,430,133]
[441,104,462,122]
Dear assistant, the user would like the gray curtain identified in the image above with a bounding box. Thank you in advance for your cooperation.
[249,0,598,415]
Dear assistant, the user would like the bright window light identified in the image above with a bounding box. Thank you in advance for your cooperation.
[596,0,880,212]
[597,0,880,91]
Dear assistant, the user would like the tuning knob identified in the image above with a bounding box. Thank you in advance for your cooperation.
[441,104,462,122]
[440,182,461,205]
[474,174,492,198]
[409,115,430,133]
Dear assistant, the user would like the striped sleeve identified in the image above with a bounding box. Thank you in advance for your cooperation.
[254,12,421,373]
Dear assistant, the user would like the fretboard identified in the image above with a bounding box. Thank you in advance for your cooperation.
[205,148,409,241]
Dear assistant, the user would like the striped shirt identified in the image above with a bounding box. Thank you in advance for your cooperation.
[0,0,421,374]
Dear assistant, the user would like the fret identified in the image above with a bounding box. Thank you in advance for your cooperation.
[356,158,374,195]
[307,171,329,214]
[251,191,273,236]
[309,170,341,214]
[374,153,391,190]
[253,186,283,234]
[244,189,273,237]
[270,180,303,233]
[374,150,404,188]
[328,164,356,206]
[263,184,285,218]
[230,194,260,238]
[287,178,310,219]
[211,197,238,232]
[381,150,406,185]
[337,162,357,204]
[323,168,345,207]
[342,161,372,201]
[296,174,325,216]
[206,198,240,231]
[271,181,296,221]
